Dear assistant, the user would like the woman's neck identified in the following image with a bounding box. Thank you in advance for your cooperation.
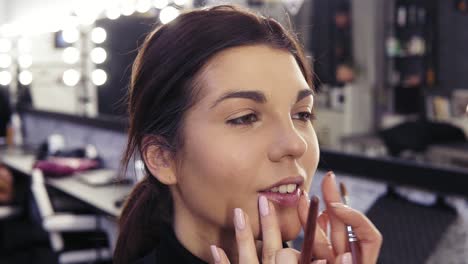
[172,196,240,263]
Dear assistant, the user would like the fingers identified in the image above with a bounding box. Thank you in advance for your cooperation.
[258,195,282,263]
[275,248,300,263]
[317,211,329,236]
[334,252,353,264]
[274,248,328,264]
[321,171,347,254]
[233,208,260,264]
[298,191,335,263]
[329,203,382,264]
[211,246,231,264]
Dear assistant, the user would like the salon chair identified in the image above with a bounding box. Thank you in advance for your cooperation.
[30,169,111,264]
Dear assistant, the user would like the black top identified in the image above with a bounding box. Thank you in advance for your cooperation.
[133,225,207,264]
[134,225,289,264]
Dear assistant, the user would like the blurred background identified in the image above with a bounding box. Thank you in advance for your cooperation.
[0,0,467,263]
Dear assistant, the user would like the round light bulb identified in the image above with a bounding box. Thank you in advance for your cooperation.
[0,71,12,86]
[0,54,12,68]
[91,69,107,86]
[106,8,121,20]
[159,6,179,24]
[153,0,168,9]
[90,47,107,64]
[18,54,33,68]
[0,39,12,53]
[121,4,136,16]
[62,28,80,43]
[137,0,152,13]
[174,0,186,6]
[91,27,107,44]
[18,38,32,53]
[63,69,81,86]
[19,70,33,86]
[62,47,80,64]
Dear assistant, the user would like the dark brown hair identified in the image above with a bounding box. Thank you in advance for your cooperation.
[115,4,313,263]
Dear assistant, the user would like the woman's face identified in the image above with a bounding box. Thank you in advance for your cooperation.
[172,45,319,241]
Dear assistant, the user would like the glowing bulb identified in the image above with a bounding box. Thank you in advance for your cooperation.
[91,69,107,86]
[153,0,168,9]
[18,54,33,68]
[137,0,152,13]
[62,28,80,43]
[121,4,136,16]
[90,47,107,64]
[91,27,107,44]
[159,6,179,24]
[174,0,186,6]
[0,71,12,86]
[18,38,32,53]
[19,71,33,86]
[106,8,121,20]
[0,54,12,68]
[0,39,12,53]
[62,47,80,64]
[63,69,81,86]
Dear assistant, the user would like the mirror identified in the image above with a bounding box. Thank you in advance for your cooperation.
[1,0,467,172]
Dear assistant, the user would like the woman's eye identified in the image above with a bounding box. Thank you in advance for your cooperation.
[292,111,316,122]
[227,113,258,126]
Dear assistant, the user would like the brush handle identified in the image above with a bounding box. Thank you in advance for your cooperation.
[300,196,319,264]
[349,240,361,264]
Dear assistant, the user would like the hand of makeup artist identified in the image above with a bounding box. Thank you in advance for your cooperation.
[297,171,383,264]
[210,195,327,264]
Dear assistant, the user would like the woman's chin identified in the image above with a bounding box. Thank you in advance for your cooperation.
[278,207,302,241]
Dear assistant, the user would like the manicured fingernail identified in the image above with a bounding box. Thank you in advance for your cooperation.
[330,202,350,209]
[259,195,269,217]
[234,208,245,230]
[328,171,335,180]
[317,260,327,264]
[342,252,352,264]
[302,189,310,202]
[210,245,221,263]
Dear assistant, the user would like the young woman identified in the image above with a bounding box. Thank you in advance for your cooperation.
[114,5,382,264]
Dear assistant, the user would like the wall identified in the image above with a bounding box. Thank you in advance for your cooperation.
[438,1,468,92]
[0,0,6,25]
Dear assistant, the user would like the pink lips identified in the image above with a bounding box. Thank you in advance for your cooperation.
[258,176,304,207]
[259,188,301,207]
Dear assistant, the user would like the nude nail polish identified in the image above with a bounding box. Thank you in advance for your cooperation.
[210,245,221,263]
[259,195,269,217]
[342,252,352,264]
[330,202,350,209]
[234,208,245,230]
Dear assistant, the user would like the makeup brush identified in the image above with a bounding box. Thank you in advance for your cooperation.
[339,182,361,264]
[300,195,319,264]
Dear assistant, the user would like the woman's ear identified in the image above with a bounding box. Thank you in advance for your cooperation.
[143,138,177,185]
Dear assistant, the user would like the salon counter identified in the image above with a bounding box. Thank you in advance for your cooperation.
[0,146,131,218]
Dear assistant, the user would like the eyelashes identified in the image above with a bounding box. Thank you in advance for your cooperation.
[226,113,258,126]
[226,111,316,126]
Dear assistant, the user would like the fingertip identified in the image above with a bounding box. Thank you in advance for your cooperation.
[210,245,221,264]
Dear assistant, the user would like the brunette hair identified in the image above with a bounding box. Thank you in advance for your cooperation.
[114,4,313,263]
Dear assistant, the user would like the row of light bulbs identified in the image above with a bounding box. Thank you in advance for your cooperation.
[62,26,108,87]
[0,38,33,86]
[0,0,186,88]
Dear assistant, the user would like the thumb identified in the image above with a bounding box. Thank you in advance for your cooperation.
[334,252,353,264]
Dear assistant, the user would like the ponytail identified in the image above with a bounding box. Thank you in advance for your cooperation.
[113,175,173,264]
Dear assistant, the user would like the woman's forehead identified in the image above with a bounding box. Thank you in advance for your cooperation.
[196,45,309,102]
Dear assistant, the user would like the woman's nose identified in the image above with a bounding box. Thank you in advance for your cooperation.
[267,122,308,162]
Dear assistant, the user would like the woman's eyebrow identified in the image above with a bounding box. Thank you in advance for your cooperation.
[296,89,314,103]
[210,90,266,108]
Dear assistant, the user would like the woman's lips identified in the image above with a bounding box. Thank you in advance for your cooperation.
[258,188,301,207]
